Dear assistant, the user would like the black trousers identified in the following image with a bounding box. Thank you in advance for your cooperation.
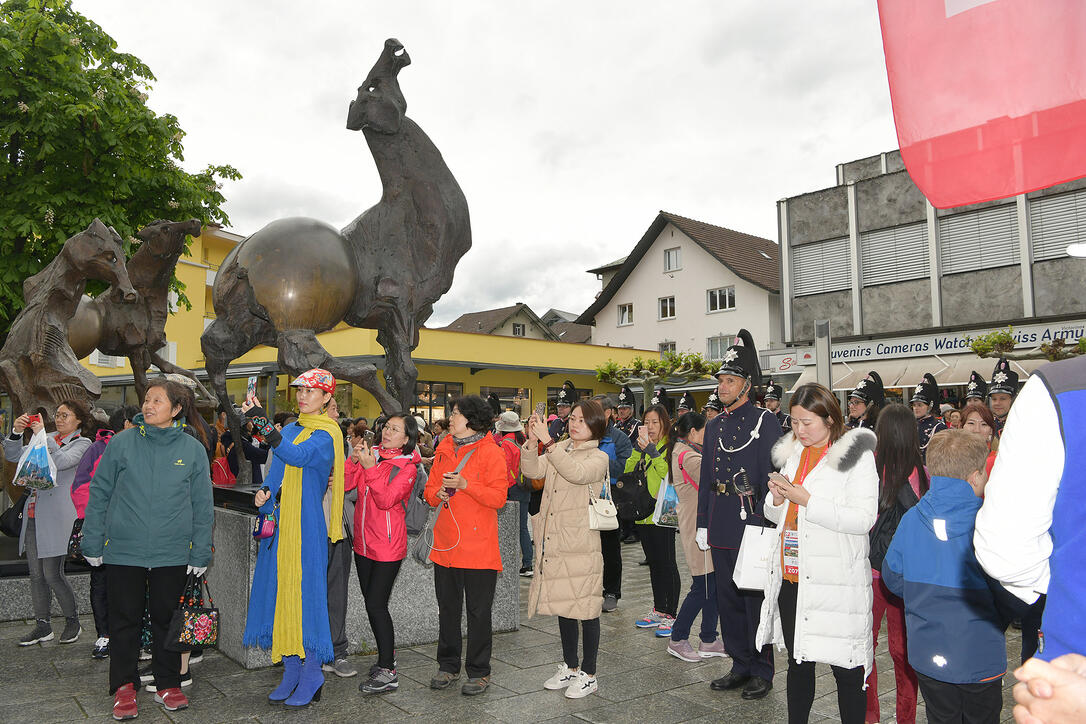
[917,672,1003,724]
[1021,594,1047,663]
[779,580,866,724]
[106,564,187,694]
[354,554,403,669]
[639,523,680,616]
[600,527,622,598]
[90,564,109,637]
[327,537,351,660]
[711,546,774,681]
[433,565,497,678]
[559,617,600,675]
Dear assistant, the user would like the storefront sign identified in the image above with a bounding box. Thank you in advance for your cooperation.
[767,319,1086,369]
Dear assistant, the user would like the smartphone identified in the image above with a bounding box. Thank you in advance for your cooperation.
[363,430,375,445]
[27,413,40,425]
[768,472,791,486]
[638,424,648,439]
[534,402,546,419]
[443,472,458,497]
[246,375,258,404]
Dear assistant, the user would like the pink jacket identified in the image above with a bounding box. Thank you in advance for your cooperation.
[352,448,420,562]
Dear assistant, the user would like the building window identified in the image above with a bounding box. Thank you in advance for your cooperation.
[707,286,736,313]
[938,204,1019,275]
[707,335,729,360]
[413,381,464,423]
[664,247,682,272]
[479,386,530,418]
[617,303,633,326]
[658,296,676,320]
[860,222,929,286]
[792,236,851,297]
[511,323,526,337]
[659,341,676,355]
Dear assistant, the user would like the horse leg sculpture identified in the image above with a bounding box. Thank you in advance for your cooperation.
[147,350,217,405]
[276,329,399,413]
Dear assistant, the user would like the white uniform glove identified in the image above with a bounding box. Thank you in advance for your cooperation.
[85,556,103,567]
[695,528,709,551]
[187,565,207,577]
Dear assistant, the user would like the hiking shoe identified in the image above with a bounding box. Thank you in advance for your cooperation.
[602,594,618,613]
[360,667,398,695]
[519,566,534,577]
[322,658,357,677]
[461,676,490,696]
[543,664,577,690]
[635,610,664,628]
[564,670,598,699]
[154,687,189,711]
[430,670,460,690]
[145,671,191,692]
[654,617,675,637]
[112,683,137,721]
[187,651,203,665]
[667,639,700,662]
[92,637,110,659]
[698,638,728,658]
[60,618,81,644]
[18,620,54,646]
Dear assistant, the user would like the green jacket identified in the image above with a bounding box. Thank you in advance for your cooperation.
[82,415,214,568]
[625,437,669,525]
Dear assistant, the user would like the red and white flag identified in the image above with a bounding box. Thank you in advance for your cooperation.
[877,0,1086,208]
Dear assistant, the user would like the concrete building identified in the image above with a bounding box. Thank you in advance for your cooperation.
[777,150,1086,397]
[578,211,782,360]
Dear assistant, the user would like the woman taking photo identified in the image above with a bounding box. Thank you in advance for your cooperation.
[756,382,878,724]
[627,404,679,635]
[81,380,213,719]
[423,395,508,696]
[665,412,725,662]
[5,399,93,648]
[242,368,345,708]
[865,404,928,724]
[521,400,610,699]
[349,412,420,695]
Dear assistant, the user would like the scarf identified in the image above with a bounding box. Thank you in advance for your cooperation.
[453,431,486,450]
[271,412,344,661]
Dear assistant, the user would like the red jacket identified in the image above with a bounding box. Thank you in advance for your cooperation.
[351,448,419,562]
[423,434,508,570]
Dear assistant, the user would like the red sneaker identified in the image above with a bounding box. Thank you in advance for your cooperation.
[112,683,138,721]
[153,687,189,711]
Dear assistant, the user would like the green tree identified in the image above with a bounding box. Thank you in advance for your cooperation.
[0,0,240,334]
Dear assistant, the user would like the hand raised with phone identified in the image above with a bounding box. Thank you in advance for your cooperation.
[353,439,377,469]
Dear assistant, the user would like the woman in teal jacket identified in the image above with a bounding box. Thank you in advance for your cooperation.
[626,404,679,633]
[82,379,213,720]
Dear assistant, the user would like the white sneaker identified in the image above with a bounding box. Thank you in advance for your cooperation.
[564,670,598,699]
[543,664,577,690]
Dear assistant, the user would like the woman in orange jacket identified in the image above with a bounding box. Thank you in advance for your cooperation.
[423,395,508,696]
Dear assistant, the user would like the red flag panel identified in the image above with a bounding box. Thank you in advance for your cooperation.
[877,0,1086,208]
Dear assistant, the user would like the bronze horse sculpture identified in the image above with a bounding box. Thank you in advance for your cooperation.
[0,219,137,422]
[202,38,471,482]
[68,218,214,404]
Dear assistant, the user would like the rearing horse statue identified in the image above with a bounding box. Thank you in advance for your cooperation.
[202,38,471,481]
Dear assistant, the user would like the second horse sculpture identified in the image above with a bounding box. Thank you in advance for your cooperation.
[202,38,471,477]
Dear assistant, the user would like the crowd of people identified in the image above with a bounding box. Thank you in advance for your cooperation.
[5,343,1085,723]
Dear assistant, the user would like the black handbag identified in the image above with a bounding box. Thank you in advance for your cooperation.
[0,491,29,538]
[868,484,919,571]
[613,459,656,522]
[164,574,219,652]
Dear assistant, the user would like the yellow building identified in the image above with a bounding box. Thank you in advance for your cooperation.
[71,227,654,422]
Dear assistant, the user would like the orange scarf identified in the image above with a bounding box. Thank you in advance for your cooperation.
[781,444,828,583]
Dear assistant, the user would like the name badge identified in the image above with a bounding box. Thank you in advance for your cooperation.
[783,528,799,577]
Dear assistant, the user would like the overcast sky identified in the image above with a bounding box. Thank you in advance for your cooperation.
[75,1,900,327]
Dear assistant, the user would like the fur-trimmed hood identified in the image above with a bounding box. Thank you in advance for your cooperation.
[771,427,876,472]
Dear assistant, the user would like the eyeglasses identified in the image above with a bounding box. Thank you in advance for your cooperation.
[55,412,73,420]
[450,410,464,417]
[384,426,405,434]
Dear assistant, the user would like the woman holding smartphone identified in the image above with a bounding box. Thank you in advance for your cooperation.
[755,383,878,724]
[423,395,509,696]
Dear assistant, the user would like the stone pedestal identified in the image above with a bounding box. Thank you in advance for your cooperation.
[209,502,522,669]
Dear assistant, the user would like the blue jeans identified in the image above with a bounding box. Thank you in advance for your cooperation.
[671,572,719,643]
[507,485,533,568]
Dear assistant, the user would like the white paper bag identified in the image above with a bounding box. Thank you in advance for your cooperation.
[732,524,773,591]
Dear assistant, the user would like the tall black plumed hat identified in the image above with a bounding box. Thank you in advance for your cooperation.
[616,385,635,408]
[849,371,885,406]
[965,371,988,400]
[714,329,762,387]
[910,372,940,407]
[556,380,578,406]
[677,391,695,411]
[989,358,1019,396]
[763,379,784,401]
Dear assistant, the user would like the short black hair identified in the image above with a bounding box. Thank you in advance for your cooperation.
[449,395,493,434]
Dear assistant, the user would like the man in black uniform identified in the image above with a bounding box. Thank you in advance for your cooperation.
[676,391,695,418]
[547,380,577,440]
[702,391,723,421]
[988,357,1018,436]
[762,379,790,433]
[910,372,946,458]
[964,370,988,404]
[696,329,782,700]
[615,384,640,441]
[847,371,885,430]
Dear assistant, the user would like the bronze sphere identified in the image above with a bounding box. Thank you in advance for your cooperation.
[67,294,103,360]
[227,217,359,333]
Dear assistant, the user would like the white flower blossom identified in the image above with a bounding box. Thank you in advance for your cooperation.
[69,37,81,46]
[17,101,29,113]
[94,88,106,101]
[167,200,180,209]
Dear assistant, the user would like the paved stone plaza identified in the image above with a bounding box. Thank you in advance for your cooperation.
[0,542,1022,723]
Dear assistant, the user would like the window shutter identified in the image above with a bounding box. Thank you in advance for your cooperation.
[792,237,850,296]
[1030,190,1086,261]
[860,222,929,286]
[938,204,1019,275]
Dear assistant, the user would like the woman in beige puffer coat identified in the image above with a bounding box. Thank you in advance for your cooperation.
[521,400,610,699]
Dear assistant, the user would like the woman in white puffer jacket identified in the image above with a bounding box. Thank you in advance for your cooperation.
[754,383,878,724]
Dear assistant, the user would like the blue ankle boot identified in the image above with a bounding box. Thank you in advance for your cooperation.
[284,651,324,708]
[268,655,301,703]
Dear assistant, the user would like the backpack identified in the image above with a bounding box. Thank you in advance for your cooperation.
[613,457,656,522]
[868,483,919,571]
[211,456,236,486]
[493,432,521,488]
[398,460,431,536]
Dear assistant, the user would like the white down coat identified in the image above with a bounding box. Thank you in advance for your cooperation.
[755,427,878,679]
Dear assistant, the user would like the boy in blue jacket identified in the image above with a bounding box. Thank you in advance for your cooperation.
[883,430,1024,724]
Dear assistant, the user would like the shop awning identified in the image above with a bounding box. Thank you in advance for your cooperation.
[787,359,911,393]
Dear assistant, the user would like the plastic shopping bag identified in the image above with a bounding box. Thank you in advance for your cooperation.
[651,474,679,528]
[733,524,773,591]
[13,429,57,490]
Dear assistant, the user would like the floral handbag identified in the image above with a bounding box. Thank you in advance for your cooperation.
[165,573,219,652]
